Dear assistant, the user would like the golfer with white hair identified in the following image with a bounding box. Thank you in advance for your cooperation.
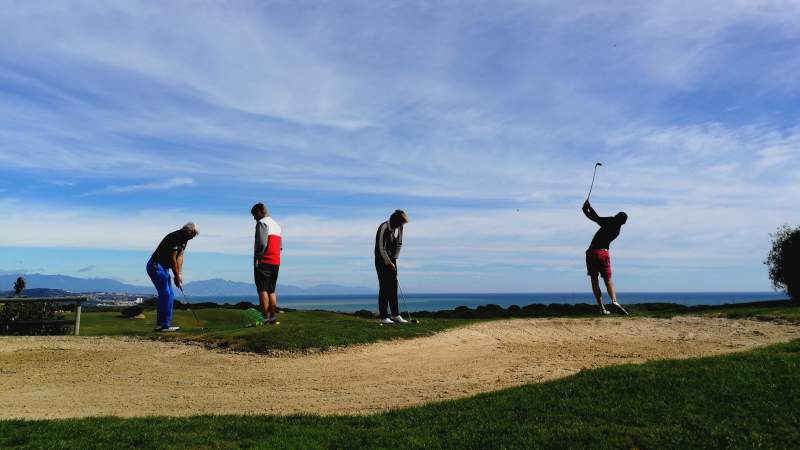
[146,222,199,332]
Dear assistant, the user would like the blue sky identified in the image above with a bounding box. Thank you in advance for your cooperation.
[1,1,799,292]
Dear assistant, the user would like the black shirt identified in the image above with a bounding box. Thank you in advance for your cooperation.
[151,229,190,268]
[589,217,622,250]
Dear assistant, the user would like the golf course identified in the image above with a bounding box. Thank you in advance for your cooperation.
[2,302,800,448]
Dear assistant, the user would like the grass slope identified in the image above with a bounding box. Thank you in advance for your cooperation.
[75,309,474,353]
[71,300,800,354]
[2,339,798,449]
[632,299,800,322]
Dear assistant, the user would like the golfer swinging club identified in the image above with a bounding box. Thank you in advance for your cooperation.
[147,222,199,332]
[252,203,282,325]
[375,209,409,324]
[582,201,629,315]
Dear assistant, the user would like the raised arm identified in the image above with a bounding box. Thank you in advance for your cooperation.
[582,201,600,223]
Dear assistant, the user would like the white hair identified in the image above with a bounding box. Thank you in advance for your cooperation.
[182,222,200,235]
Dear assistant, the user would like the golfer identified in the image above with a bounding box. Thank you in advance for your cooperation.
[147,222,199,332]
[252,203,282,324]
[375,210,409,324]
[582,201,628,315]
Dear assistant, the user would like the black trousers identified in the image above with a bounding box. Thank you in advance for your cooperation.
[376,261,399,318]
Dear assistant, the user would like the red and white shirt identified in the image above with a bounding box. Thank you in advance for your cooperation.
[255,216,282,265]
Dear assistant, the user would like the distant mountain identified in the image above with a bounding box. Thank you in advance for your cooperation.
[0,273,151,294]
[182,278,253,296]
[0,273,374,296]
[0,288,72,298]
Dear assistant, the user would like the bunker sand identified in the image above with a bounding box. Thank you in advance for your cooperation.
[1,316,799,419]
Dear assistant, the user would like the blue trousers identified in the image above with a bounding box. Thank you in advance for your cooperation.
[147,259,174,328]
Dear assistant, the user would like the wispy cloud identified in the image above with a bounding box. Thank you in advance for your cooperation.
[81,178,195,196]
[1,1,799,290]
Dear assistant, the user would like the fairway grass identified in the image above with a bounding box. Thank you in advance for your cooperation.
[73,299,800,354]
[631,299,800,322]
[74,309,475,353]
[2,338,798,449]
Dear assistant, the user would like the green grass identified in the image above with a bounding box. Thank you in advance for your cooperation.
[631,299,800,322]
[3,338,799,449]
[72,299,800,354]
[699,303,800,321]
[74,309,474,353]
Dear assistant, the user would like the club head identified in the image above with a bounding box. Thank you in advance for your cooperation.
[595,162,603,167]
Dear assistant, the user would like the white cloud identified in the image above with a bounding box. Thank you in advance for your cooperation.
[1,1,800,291]
[82,177,195,196]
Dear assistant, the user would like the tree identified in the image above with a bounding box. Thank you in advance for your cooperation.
[12,277,25,296]
[765,225,800,302]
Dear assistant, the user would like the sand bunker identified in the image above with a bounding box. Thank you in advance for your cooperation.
[1,316,798,420]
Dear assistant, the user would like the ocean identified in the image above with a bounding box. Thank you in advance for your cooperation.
[187,292,789,313]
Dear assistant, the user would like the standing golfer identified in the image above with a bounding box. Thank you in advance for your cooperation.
[375,210,409,324]
[147,222,199,332]
[252,203,282,324]
[582,201,628,315]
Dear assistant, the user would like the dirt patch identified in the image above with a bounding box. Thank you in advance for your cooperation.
[1,316,798,420]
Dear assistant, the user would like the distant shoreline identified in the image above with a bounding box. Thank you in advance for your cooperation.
[170,291,789,314]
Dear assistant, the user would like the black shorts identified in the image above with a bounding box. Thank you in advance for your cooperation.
[254,263,280,293]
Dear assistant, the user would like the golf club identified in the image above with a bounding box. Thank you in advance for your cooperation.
[397,282,419,324]
[178,286,206,330]
[611,302,630,316]
[586,162,603,201]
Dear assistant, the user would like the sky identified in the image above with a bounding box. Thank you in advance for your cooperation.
[1,0,799,292]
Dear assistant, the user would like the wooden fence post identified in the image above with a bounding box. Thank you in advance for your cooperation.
[75,300,82,336]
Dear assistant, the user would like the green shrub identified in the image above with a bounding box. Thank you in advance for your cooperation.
[121,305,144,317]
[765,224,800,301]
[0,302,69,335]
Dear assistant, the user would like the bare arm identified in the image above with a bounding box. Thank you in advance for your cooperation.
[582,201,600,223]
[171,250,183,288]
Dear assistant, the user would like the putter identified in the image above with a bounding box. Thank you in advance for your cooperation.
[178,286,206,330]
[397,283,420,324]
[587,162,603,201]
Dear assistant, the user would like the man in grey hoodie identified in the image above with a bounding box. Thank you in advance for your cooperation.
[375,210,409,324]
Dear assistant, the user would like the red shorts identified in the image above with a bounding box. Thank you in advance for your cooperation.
[586,249,612,279]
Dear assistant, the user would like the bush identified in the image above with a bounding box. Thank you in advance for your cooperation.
[352,309,375,318]
[0,302,68,335]
[765,225,800,301]
[120,305,144,317]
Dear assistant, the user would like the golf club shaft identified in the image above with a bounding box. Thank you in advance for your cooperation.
[397,282,413,322]
[587,163,601,201]
[179,286,201,326]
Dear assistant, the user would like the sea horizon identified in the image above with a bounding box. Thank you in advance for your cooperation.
[185,291,790,313]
